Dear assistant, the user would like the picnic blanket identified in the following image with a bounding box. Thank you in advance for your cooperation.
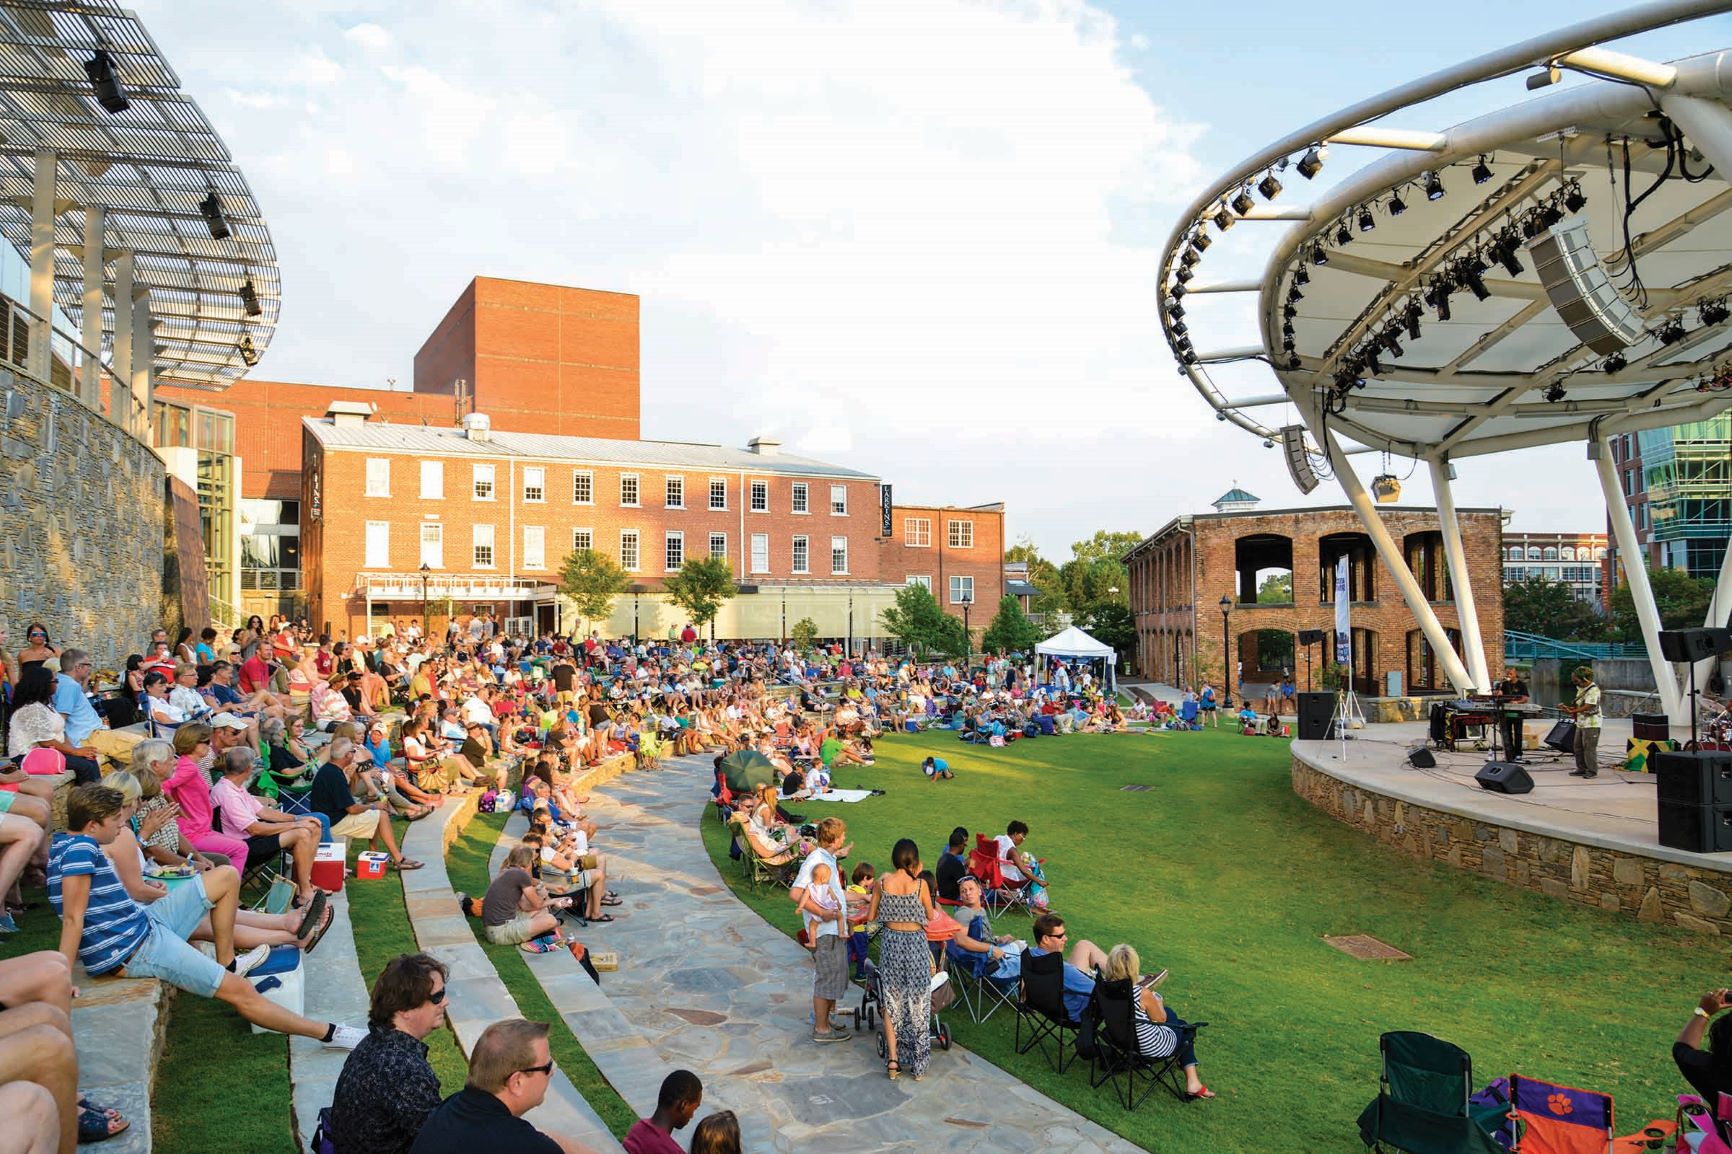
[810,789,874,804]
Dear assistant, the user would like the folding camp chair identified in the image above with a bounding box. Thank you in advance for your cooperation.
[1356,1031,1508,1154]
[1508,1073,1612,1154]
[947,946,1019,1023]
[1015,948,1081,1072]
[1087,973,1206,1110]
[966,833,1036,920]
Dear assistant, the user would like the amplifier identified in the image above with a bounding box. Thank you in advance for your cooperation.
[1632,712,1671,741]
[1657,800,1732,854]
[1653,751,1732,806]
[1296,692,1335,741]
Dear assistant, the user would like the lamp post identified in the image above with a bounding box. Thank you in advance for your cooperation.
[418,562,430,639]
[847,587,854,659]
[1109,585,1121,678]
[962,593,973,659]
[1218,594,1233,707]
[780,586,786,642]
[632,587,641,645]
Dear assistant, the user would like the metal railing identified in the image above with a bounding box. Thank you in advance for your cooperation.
[0,291,148,439]
[1502,629,1648,662]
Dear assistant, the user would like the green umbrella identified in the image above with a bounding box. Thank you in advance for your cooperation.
[720,749,776,793]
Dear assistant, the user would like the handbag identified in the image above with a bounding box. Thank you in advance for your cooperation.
[577,853,598,872]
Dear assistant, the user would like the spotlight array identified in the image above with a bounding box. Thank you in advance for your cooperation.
[84,50,129,114]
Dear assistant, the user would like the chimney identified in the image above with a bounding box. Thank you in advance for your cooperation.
[463,412,492,442]
[747,436,779,456]
[326,400,375,429]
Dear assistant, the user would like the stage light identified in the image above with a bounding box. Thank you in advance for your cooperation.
[1258,172,1282,201]
[1289,284,1304,302]
[1405,302,1423,341]
[1172,283,1188,298]
[1387,192,1407,217]
[1423,171,1445,201]
[1701,299,1729,327]
[1181,246,1200,267]
[1358,207,1375,233]
[1214,206,1234,232]
[1462,262,1490,302]
[1563,181,1586,213]
[1180,348,1198,364]
[1295,264,1310,287]
[1231,187,1254,216]
[1658,318,1687,345]
[1174,264,1193,284]
[239,277,262,317]
[1170,320,1187,337]
[1539,201,1564,228]
[1521,214,1545,240]
[1282,337,1295,352]
[1167,301,1185,320]
[84,50,129,114]
[1263,438,1274,448]
[1192,229,1212,252]
[238,333,259,367]
[1384,330,1404,358]
[1297,145,1325,180]
[1604,351,1626,373]
[1282,303,1297,320]
[1493,230,1524,276]
[1286,356,1301,371]
[1366,347,1382,375]
[198,192,230,241]
[1335,222,1352,246]
[1431,283,1452,322]
[1282,322,1295,339]
[1543,383,1566,402]
[1311,246,1329,267]
[1471,155,1493,184]
[1217,410,1229,421]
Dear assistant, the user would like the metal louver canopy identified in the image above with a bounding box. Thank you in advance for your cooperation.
[0,1,277,388]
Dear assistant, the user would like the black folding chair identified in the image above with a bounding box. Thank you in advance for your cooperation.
[1088,974,1206,1110]
[1015,948,1081,1072]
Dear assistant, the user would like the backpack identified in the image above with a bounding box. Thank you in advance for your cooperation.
[311,1106,336,1154]
[477,789,499,813]
[1074,994,1101,1060]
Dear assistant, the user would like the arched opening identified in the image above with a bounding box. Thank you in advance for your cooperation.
[1403,530,1451,602]
[1406,627,1465,694]
[1234,533,1294,604]
[1236,628,1295,686]
[1319,533,1376,603]
[1328,626,1379,696]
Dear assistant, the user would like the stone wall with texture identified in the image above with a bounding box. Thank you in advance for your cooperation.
[1292,755,1732,937]
[1,367,166,672]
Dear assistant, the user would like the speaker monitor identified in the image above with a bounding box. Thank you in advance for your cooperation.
[1475,761,1534,795]
[1657,800,1732,854]
[1296,691,1336,741]
[1407,747,1436,769]
[1297,629,1326,646]
[1653,750,1732,806]
[1528,216,1644,354]
[1658,628,1732,664]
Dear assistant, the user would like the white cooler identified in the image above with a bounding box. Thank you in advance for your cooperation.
[247,943,305,1033]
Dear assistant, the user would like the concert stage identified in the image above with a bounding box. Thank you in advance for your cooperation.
[1290,720,1732,937]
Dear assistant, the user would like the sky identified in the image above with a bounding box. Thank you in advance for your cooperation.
[133,0,1732,559]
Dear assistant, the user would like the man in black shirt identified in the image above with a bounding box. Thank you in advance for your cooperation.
[409,1019,572,1154]
[1495,666,1530,762]
[331,953,450,1154]
[1674,987,1732,1107]
[936,827,970,902]
[310,739,420,870]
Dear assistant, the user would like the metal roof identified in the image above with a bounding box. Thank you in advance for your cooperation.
[1160,2,1732,468]
[0,1,277,388]
[302,417,880,480]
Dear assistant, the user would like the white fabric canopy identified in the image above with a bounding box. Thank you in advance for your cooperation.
[1035,626,1115,658]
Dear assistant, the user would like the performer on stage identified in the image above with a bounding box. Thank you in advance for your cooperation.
[1496,666,1529,762]
[1559,665,1602,778]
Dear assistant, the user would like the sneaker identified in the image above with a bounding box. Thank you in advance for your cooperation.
[1568,769,1591,777]
[456,891,470,917]
[812,1028,852,1043]
[326,1023,367,1049]
[0,912,17,934]
[230,944,272,979]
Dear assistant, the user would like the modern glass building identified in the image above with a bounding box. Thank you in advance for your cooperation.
[1634,417,1732,580]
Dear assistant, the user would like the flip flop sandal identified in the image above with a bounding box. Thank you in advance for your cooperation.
[300,906,335,955]
[76,1102,129,1143]
[600,895,623,906]
[588,913,616,923]
[1184,1086,1217,1101]
[78,1098,123,1123]
[294,890,329,939]
[394,858,426,871]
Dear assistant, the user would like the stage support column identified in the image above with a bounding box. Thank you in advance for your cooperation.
[28,147,56,386]
[1429,456,1491,692]
[80,201,104,409]
[1691,534,1732,699]
[111,249,133,431]
[1593,435,1685,722]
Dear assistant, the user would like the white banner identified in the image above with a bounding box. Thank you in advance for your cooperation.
[1334,556,1351,666]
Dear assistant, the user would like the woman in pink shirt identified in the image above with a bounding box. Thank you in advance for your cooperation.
[160,722,249,866]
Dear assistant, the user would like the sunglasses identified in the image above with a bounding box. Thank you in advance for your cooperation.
[429,985,447,1005]
[518,1060,555,1078]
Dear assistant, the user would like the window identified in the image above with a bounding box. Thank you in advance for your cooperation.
[524,525,546,570]
[620,529,640,572]
[419,460,443,499]
[904,517,931,547]
[572,528,593,552]
[750,533,769,574]
[1559,546,1575,561]
[365,458,390,497]
[791,482,808,514]
[572,470,593,504]
[472,524,495,568]
[710,532,728,560]
[1526,547,1541,560]
[792,535,809,574]
[1505,546,1522,561]
[620,473,640,506]
[831,536,848,574]
[750,480,768,512]
[949,574,975,605]
[419,523,443,569]
[665,476,684,509]
[472,464,495,501]
[906,575,932,590]
[709,478,727,510]
[665,531,684,571]
[948,519,974,548]
[830,484,847,515]
[523,467,545,503]
[364,521,389,568]
[1542,547,1558,561]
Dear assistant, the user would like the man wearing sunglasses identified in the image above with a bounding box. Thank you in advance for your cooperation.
[410,1018,589,1153]
[330,953,450,1154]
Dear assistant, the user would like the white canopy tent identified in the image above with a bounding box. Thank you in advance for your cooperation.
[1035,626,1117,693]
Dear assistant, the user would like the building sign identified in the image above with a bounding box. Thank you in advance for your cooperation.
[880,483,893,537]
[310,464,322,522]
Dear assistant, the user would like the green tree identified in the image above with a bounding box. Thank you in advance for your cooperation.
[1058,557,1127,609]
[1609,566,1715,641]
[790,617,818,652]
[1257,572,1293,604]
[1069,529,1145,567]
[879,582,968,657]
[661,555,736,641]
[1503,575,1605,641]
[1075,600,1135,664]
[1006,537,1069,616]
[558,549,631,633]
[981,595,1042,655]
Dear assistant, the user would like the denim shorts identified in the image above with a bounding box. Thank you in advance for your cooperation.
[122,873,227,997]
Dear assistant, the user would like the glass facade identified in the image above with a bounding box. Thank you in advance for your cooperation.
[152,398,239,616]
[1638,416,1732,580]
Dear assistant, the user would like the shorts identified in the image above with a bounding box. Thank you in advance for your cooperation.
[484,911,542,945]
[330,809,382,839]
[811,933,850,1001]
[0,791,13,814]
[244,833,285,870]
[120,873,226,997]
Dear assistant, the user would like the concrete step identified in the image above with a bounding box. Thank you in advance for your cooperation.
[71,972,167,1153]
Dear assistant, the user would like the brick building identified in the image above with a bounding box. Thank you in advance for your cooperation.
[1125,497,1504,697]
[1502,531,1608,607]
[879,503,1006,628]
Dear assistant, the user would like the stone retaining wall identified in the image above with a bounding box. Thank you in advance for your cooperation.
[1291,755,1732,936]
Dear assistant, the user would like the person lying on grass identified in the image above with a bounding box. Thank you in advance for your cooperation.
[50,784,361,1047]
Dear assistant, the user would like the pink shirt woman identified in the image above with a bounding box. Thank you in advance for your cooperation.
[161,749,248,864]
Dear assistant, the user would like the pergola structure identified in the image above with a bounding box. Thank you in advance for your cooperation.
[1162,1,1732,722]
[0,1,277,433]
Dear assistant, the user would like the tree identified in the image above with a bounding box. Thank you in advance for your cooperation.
[1075,600,1135,665]
[981,595,1042,655]
[1609,566,1715,642]
[1069,529,1145,568]
[1006,537,1069,616]
[790,617,818,652]
[558,549,631,633]
[662,556,736,640]
[1058,557,1127,609]
[1257,572,1293,604]
[1503,575,1604,641]
[879,582,968,657]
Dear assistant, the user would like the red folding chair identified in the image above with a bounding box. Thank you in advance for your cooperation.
[966,833,1036,920]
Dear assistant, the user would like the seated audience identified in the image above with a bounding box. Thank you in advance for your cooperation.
[331,952,451,1154]
[408,1018,594,1153]
[308,739,421,871]
[689,1110,741,1154]
[209,747,323,903]
[623,1069,704,1154]
[472,844,565,950]
[1675,987,1732,1105]
[1102,943,1212,1099]
[1027,913,1107,1023]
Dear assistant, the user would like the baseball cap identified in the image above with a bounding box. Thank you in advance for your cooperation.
[210,712,250,731]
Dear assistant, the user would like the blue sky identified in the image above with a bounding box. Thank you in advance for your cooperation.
[131,1,1732,557]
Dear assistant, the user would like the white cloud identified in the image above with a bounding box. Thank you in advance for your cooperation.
[343,22,392,53]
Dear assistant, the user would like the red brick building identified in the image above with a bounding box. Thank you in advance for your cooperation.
[880,502,1006,626]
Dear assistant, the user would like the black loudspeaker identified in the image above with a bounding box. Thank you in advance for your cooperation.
[1297,629,1326,645]
[1657,801,1732,853]
[1632,712,1671,741]
[1407,747,1436,769]
[1296,691,1335,741]
[1653,751,1732,805]
[1658,628,1732,663]
[1475,762,1534,795]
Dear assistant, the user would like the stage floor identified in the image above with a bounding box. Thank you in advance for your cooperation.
[1291,717,1732,875]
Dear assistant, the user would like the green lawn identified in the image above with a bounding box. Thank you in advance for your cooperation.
[698,728,1706,1152]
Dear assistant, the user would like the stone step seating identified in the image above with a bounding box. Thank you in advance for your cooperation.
[288,885,371,1153]
[70,970,165,1154]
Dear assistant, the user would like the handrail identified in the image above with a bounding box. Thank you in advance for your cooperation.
[0,291,150,441]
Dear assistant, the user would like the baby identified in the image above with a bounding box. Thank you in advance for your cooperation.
[806,861,845,932]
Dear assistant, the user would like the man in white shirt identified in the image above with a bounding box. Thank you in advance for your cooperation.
[789,818,854,1044]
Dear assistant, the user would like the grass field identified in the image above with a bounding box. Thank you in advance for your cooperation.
[698,728,1709,1152]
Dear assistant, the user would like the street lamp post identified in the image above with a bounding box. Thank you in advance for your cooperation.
[780,587,786,642]
[633,588,641,645]
[1109,585,1121,677]
[962,594,973,658]
[418,563,431,639]
[847,587,854,659]
[1219,594,1233,708]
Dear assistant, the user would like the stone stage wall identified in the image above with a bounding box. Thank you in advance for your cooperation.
[1292,755,1732,937]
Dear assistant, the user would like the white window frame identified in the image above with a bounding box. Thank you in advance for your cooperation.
[620,473,640,507]
[709,532,728,560]
[830,484,848,516]
[791,535,809,575]
[523,525,546,570]
[665,475,685,509]
[572,470,593,505]
[750,533,769,574]
[904,517,931,547]
[906,574,932,591]
[522,466,546,504]
[419,460,443,500]
[419,523,443,569]
[665,530,685,572]
[791,482,808,515]
[572,527,593,553]
[472,523,496,569]
[830,535,849,574]
[620,529,640,572]
[472,463,496,501]
[364,458,390,498]
[947,519,974,548]
[709,477,728,511]
[364,520,390,568]
[949,574,975,605]
[750,480,768,513]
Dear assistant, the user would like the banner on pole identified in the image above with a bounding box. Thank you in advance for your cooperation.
[1334,556,1351,665]
[879,484,893,537]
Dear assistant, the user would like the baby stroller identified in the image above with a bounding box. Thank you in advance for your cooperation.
[857,956,954,1058]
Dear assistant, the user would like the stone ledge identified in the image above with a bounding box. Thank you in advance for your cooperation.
[72,972,169,1154]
